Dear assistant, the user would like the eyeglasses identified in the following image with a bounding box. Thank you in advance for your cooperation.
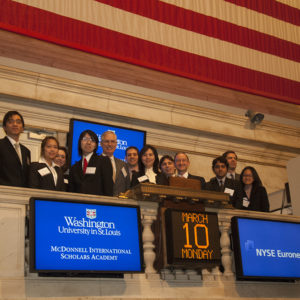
[102,140,117,144]
[82,137,96,143]
[7,119,23,125]
[243,174,253,178]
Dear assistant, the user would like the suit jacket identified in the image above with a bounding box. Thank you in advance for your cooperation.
[187,173,206,190]
[113,164,133,196]
[114,157,126,178]
[100,154,126,182]
[28,162,65,191]
[236,186,269,212]
[156,172,170,186]
[69,154,113,196]
[0,136,31,187]
[206,177,243,208]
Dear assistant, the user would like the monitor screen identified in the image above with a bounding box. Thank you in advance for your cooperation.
[69,118,146,166]
[29,198,144,274]
[231,217,300,281]
[164,209,221,268]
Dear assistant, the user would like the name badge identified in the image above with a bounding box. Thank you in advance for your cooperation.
[121,167,128,178]
[138,175,148,183]
[243,197,250,207]
[38,167,51,177]
[64,178,69,184]
[224,188,234,196]
[85,167,96,174]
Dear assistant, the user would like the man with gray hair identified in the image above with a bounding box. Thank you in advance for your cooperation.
[100,130,125,184]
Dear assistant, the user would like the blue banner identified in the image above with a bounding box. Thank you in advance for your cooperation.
[236,218,300,278]
[69,119,146,166]
[32,199,143,272]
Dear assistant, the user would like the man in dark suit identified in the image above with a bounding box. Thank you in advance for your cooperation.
[222,150,240,181]
[113,146,139,196]
[0,111,31,187]
[100,130,125,184]
[174,152,206,189]
[206,156,242,208]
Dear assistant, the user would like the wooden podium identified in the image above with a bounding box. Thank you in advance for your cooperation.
[127,182,231,270]
[127,182,231,210]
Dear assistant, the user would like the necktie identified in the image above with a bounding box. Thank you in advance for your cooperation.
[83,158,88,174]
[219,180,224,191]
[230,173,234,180]
[15,142,22,165]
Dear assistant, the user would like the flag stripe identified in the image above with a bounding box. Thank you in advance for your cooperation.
[8,0,300,82]
[276,0,300,10]
[96,0,300,62]
[1,0,299,104]
[160,0,299,44]
[224,0,300,26]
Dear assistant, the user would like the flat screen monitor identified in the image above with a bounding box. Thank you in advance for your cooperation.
[29,198,144,274]
[231,217,300,281]
[69,118,146,166]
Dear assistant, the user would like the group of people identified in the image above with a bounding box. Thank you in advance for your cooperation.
[0,111,269,212]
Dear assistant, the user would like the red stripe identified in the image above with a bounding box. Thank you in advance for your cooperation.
[225,0,300,26]
[96,0,300,62]
[0,0,299,104]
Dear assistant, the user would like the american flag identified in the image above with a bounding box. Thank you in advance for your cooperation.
[0,0,299,104]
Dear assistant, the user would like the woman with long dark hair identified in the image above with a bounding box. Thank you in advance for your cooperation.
[238,166,269,212]
[131,144,160,186]
[28,136,65,191]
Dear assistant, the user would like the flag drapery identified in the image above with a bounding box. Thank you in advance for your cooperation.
[0,0,299,104]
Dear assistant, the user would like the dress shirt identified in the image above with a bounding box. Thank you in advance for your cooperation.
[177,171,189,178]
[39,157,58,186]
[145,167,156,183]
[227,172,236,180]
[7,136,22,163]
[82,152,93,169]
[218,177,226,187]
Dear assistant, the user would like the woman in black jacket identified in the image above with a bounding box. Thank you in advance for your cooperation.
[131,144,160,187]
[237,166,269,212]
[28,136,65,191]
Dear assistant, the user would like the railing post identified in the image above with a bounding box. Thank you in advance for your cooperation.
[140,203,159,278]
[219,214,235,280]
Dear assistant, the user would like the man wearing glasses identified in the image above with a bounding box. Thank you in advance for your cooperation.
[69,129,113,196]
